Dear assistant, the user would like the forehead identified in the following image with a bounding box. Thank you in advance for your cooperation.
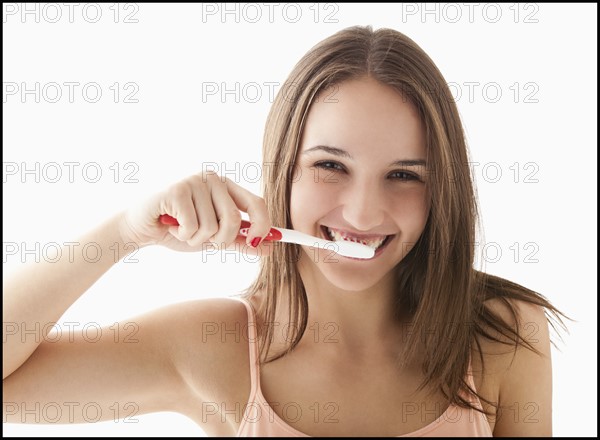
[301,77,426,158]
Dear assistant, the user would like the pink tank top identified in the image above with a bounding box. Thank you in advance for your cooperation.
[233,297,493,437]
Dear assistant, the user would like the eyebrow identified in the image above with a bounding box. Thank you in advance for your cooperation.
[302,145,427,167]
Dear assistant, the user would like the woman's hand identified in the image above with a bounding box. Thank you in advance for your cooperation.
[118,172,273,256]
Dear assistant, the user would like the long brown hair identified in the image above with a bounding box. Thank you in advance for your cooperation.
[241,25,570,416]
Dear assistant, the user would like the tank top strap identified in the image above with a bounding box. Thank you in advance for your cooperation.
[466,352,475,388]
[464,351,485,410]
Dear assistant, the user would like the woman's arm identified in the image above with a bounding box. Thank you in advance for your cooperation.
[2,212,189,423]
[3,172,271,379]
[2,297,250,425]
[3,213,138,379]
[3,172,272,425]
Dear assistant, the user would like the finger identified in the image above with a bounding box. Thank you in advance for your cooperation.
[186,182,219,247]
[163,188,199,241]
[208,179,242,247]
[225,235,275,257]
[224,178,271,247]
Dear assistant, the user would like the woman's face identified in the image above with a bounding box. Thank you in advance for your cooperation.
[290,76,430,292]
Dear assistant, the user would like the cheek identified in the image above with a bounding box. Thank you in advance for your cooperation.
[290,170,338,223]
[389,188,430,230]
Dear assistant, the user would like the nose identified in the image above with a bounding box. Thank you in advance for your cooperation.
[341,178,386,231]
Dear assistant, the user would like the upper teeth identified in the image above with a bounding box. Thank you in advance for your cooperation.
[326,227,387,250]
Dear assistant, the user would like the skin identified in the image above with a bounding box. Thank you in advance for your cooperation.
[289,76,430,357]
[2,78,552,436]
[252,78,552,436]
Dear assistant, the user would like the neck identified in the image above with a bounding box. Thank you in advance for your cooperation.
[292,253,407,360]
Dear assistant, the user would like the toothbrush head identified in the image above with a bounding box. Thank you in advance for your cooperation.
[325,240,375,259]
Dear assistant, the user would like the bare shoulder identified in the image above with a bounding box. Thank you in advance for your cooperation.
[2,296,252,429]
[157,297,253,424]
[476,296,552,436]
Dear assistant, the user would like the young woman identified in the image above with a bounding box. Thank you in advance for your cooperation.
[3,26,569,437]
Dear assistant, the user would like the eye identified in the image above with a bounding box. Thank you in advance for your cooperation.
[313,161,345,172]
[388,170,421,181]
[313,162,421,181]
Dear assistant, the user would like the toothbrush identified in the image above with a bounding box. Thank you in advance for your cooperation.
[158,214,375,259]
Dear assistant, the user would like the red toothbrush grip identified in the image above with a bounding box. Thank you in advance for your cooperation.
[159,214,180,226]
[158,215,282,241]
[238,220,282,241]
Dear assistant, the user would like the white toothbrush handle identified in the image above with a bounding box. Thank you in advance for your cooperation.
[236,222,373,259]
[162,216,373,258]
[276,227,374,259]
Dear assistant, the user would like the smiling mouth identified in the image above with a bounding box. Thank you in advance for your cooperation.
[320,225,394,253]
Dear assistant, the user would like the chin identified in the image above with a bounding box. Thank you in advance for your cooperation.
[301,247,398,292]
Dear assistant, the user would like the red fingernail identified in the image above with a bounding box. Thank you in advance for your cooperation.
[250,237,261,248]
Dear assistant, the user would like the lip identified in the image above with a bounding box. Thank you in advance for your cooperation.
[319,225,395,260]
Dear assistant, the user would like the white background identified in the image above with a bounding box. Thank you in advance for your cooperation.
[2,2,597,437]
